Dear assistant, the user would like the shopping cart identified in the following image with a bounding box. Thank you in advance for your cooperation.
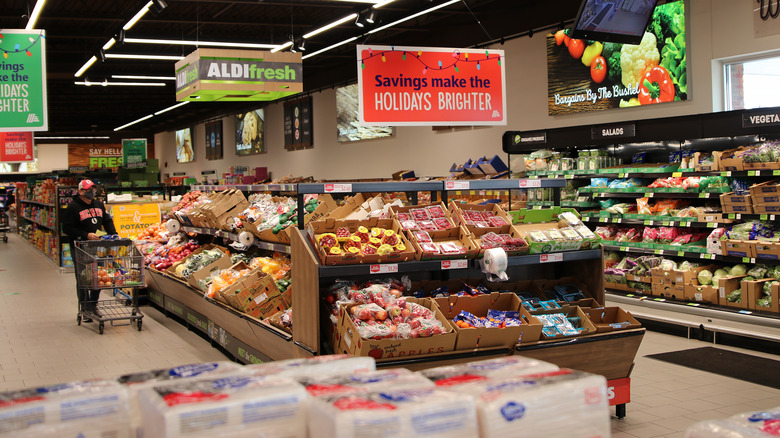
[74,237,144,334]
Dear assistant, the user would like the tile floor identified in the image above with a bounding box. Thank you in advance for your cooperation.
[2,233,780,437]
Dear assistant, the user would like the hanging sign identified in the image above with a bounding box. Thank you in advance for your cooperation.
[122,138,147,168]
[743,109,780,128]
[0,132,34,162]
[110,203,162,238]
[284,96,313,149]
[591,123,636,140]
[0,30,48,132]
[357,45,507,126]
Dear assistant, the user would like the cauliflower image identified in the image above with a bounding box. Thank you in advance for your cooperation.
[620,32,660,88]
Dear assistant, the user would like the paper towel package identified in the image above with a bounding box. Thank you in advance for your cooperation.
[685,408,780,437]
[117,361,244,438]
[137,374,309,438]
[298,368,434,397]
[245,354,375,378]
[421,356,560,386]
[308,388,479,438]
[0,379,130,438]
[440,369,610,438]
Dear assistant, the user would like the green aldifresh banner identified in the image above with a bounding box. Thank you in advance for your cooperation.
[0,30,47,131]
[122,138,147,168]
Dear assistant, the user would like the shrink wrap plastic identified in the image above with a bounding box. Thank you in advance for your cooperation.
[309,388,479,438]
[421,356,560,386]
[685,408,780,437]
[137,374,309,438]
[0,379,130,438]
[298,368,433,397]
[439,369,610,438]
[245,355,375,378]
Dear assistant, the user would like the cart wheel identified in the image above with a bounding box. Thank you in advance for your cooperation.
[98,322,104,334]
[132,309,137,316]
[77,315,82,326]
[137,320,143,331]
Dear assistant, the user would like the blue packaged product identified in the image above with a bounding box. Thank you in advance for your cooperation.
[521,301,537,312]
[429,286,449,298]
[632,152,647,163]
[562,292,586,302]
[542,326,561,337]
[669,151,683,163]
[567,317,582,328]
[732,179,750,196]
[539,300,561,310]
[454,310,482,327]
[590,178,609,188]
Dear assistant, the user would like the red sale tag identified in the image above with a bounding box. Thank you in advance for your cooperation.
[539,253,563,263]
[441,259,468,270]
[518,179,542,188]
[370,264,398,274]
[324,183,352,193]
[445,181,470,190]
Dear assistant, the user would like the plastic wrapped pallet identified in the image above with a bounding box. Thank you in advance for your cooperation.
[245,354,375,378]
[685,408,780,437]
[420,356,559,386]
[0,379,130,438]
[298,368,434,397]
[308,388,479,438]
[117,361,244,438]
[439,369,609,438]
[137,374,309,438]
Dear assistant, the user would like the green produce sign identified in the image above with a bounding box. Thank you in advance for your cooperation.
[122,138,147,167]
[0,30,47,131]
[547,1,686,115]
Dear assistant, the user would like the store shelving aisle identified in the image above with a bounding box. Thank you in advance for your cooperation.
[0,233,228,392]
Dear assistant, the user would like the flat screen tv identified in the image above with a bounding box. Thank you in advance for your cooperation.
[571,0,661,45]
[175,127,194,163]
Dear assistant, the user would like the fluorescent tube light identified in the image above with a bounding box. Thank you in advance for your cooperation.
[123,1,153,30]
[368,0,459,34]
[25,0,47,30]
[75,80,167,87]
[271,41,293,53]
[112,74,175,81]
[154,101,189,115]
[105,53,184,61]
[302,36,358,60]
[74,56,97,77]
[303,13,358,39]
[373,0,399,8]
[115,114,153,131]
[102,38,116,50]
[124,37,278,49]
[35,136,111,140]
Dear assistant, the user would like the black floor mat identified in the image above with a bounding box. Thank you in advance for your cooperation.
[646,346,780,390]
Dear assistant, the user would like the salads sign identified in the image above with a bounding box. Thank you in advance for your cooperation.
[357,45,507,126]
[547,0,687,115]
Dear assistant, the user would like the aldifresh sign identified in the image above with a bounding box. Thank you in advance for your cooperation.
[357,45,507,126]
[175,48,302,102]
[0,30,47,132]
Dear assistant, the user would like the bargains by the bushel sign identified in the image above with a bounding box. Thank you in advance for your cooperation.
[357,45,506,126]
[0,132,33,162]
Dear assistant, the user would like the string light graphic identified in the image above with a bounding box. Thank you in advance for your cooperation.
[0,32,45,58]
[359,47,503,73]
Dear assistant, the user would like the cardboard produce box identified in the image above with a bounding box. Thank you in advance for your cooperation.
[336,297,456,360]
[533,277,597,307]
[530,306,597,340]
[406,225,479,261]
[513,221,599,253]
[392,202,458,231]
[652,282,683,299]
[434,292,543,348]
[242,194,336,244]
[584,307,642,333]
[468,225,530,256]
[717,275,747,307]
[449,201,513,235]
[736,278,773,310]
[693,151,721,172]
[749,179,780,196]
[308,217,416,265]
[650,267,675,287]
[755,241,780,260]
[685,282,718,304]
[752,204,780,214]
[748,281,780,313]
[672,264,718,285]
[720,192,753,214]
[721,240,756,258]
[184,246,233,291]
[219,263,285,319]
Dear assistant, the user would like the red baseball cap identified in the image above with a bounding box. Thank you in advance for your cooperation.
[78,180,95,190]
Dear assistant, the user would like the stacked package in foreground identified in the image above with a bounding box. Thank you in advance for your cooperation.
[686,408,780,437]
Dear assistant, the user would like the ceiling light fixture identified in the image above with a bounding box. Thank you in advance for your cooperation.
[150,0,167,16]
[154,101,189,115]
[25,0,47,30]
[270,41,293,53]
[367,0,459,35]
[303,13,358,39]
[112,74,175,81]
[115,114,153,131]
[117,29,126,45]
[104,53,184,61]
[102,38,116,51]
[365,10,377,24]
[123,37,278,49]
[98,49,107,63]
[302,36,358,60]
[373,0,399,8]
[355,14,366,28]
[75,80,167,87]
[297,39,306,51]
[74,56,97,77]
[123,1,153,31]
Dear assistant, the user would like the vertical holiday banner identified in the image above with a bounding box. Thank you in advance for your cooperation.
[122,138,147,168]
[0,132,34,162]
[0,30,48,131]
[357,45,507,126]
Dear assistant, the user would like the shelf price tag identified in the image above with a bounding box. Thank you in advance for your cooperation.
[774,170,780,176]
[644,220,653,226]
[672,172,683,177]
[324,183,353,193]
[519,179,542,188]
[686,303,701,307]
[445,181,470,190]
[654,249,663,255]
[654,298,666,302]
[441,259,468,270]
[565,174,575,180]
[370,264,398,274]
[616,218,623,223]
[748,171,757,176]
[620,247,628,252]
[599,217,608,223]
[742,257,751,263]
[618,173,626,178]
[761,214,769,220]
[540,253,564,263]
[677,251,685,257]
[698,193,707,198]
[707,222,716,228]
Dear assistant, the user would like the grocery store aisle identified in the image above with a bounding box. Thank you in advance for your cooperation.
[3,233,780,436]
[0,234,228,392]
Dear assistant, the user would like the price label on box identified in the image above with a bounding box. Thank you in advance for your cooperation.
[441,259,468,270]
[324,183,353,193]
[540,253,564,263]
[370,264,398,274]
[445,181,470,190]
[518,179,542,188]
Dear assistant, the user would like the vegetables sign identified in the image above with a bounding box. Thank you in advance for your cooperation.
[547,0,686,115]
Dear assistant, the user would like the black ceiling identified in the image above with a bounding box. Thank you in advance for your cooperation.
[3,0,581,143]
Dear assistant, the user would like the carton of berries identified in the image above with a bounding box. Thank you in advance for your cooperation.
[309,218,416,265]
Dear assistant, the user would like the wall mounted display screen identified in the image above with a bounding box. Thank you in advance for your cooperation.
[336,84,393,143]
[571,0,660,45]
[205,120,223,160]
[547,0,686,115]
[235,109,265,155]
[175,127,194,163]
[284,97,313,150]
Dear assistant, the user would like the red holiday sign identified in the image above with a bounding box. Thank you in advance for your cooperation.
[357,45,506,126]
[0,132,34,162]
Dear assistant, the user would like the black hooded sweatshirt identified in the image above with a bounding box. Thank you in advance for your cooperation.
[62,196,117,242]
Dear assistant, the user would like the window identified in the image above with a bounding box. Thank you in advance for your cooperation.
[724,54,780,110]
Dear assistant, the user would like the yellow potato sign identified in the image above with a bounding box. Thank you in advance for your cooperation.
[110,203,161,238]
